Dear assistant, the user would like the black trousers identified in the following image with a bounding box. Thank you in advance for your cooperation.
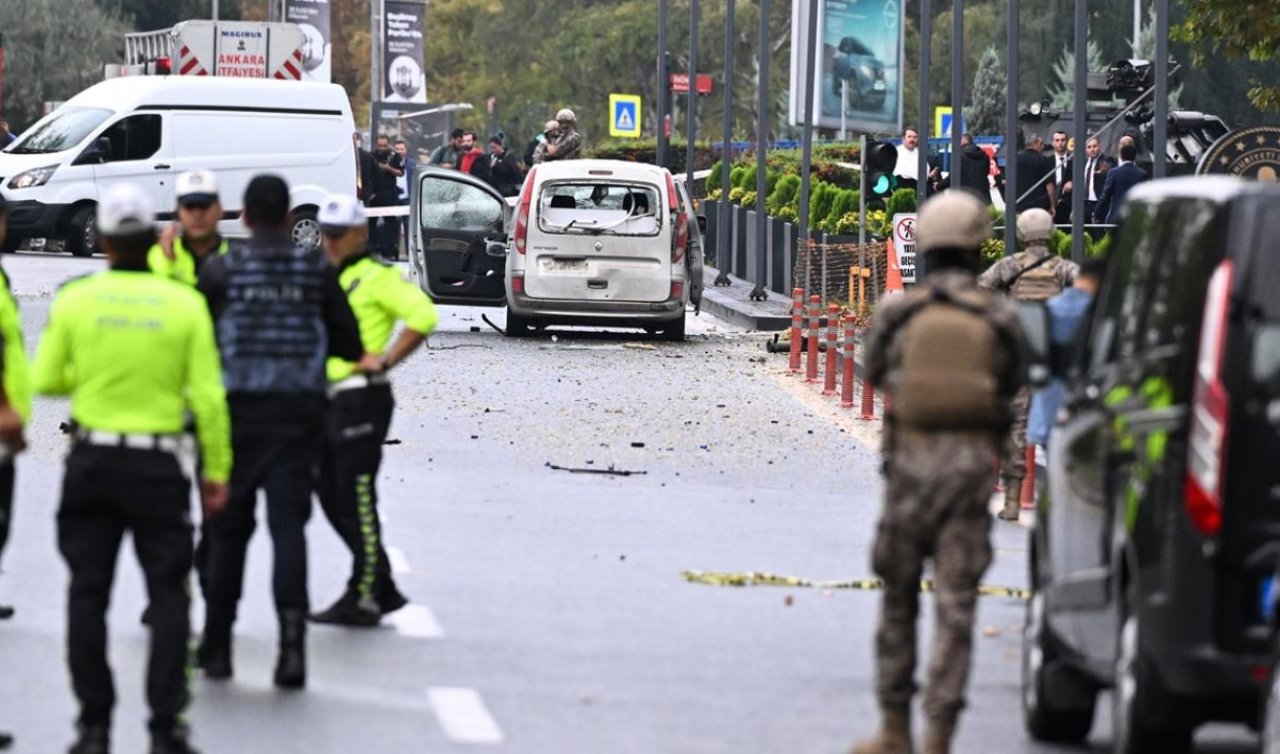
[371,215,400,261]
[318,384,395,601]
[57,444,192,732]
[205,395,323,619]
[0,461,13,566]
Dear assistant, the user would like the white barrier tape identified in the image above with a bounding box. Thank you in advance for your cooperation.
[363,206,412,218]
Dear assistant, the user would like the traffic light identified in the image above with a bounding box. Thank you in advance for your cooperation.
[865,140,900,199]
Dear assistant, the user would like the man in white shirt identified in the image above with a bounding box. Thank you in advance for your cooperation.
[894,127,938,192]
[1050,130,1072,223]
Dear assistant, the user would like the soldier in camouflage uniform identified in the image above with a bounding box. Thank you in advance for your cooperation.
[977,208,1076,520]
[531,120,560,165]
[541,108,583,162]
[855,192,1027,754]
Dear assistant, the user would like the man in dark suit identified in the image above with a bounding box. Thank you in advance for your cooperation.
[1049,130,1073,223]
[1093,144,1148,225]
[1069,136,1111,226]
[1015,134,1055,212]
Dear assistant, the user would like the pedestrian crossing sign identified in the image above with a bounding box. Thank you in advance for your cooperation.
[609,94,642,138]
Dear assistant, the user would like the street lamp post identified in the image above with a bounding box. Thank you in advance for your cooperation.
[797,0,819,299]
[950,0,963,191]
[686,0,700,190]
[749,0,770,301]
[1071,0,1086,263]
[714,0,735,286]
[917,0,931,212]
[1004,0,1019,257]
[1154,0,1169,178]
[658,0,670,168]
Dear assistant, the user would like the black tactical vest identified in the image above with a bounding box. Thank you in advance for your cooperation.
[218,239,329,395]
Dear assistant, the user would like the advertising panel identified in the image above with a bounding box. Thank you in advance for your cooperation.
[384,1,427,104]
[285,0,332,83]
[790,0,904,134]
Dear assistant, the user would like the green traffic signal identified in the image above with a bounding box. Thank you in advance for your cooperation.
[872,174,893,196]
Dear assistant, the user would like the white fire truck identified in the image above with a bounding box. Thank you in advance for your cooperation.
[106,20,306,80]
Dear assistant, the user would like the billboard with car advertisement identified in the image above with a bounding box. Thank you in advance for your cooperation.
[789,0,904,134]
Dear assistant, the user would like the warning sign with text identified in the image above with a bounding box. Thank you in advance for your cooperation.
[216,27,268,77]
[892,212,917,284]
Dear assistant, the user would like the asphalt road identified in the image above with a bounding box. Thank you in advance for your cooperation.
[0,252,1261,753]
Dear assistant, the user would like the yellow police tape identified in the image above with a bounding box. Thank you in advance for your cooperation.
[680,570,1030,600]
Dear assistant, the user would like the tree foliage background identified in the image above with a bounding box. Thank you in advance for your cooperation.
[2,0,1279,145]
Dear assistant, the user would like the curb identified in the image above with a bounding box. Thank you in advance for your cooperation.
[699,266,791,331]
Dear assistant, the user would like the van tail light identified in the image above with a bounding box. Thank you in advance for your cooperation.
[511,274,524,295]
[514,168,536,255]
[1185,259,1234,536]
[665,172,687,264]
[671,281,684,300]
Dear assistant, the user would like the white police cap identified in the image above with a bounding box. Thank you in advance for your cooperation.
[318,193,367,229]
[97,184,155,236]
[176,170,220,205]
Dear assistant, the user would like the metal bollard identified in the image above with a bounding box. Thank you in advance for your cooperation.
[822,305,840,396]
[805,295,820,383]
[1020,445,1037,508]
[859,368,876,421]
[788,288,804,374]
[840,315,856,408]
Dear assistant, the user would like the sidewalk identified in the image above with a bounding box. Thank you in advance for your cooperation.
[700,265,791,331]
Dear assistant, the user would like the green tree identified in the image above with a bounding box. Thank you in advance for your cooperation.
[968,46,1005,136]
[1,0,129,128]
[1047,39,1110,110]
[1175,0,1280,111]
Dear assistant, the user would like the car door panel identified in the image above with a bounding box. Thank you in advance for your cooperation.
[412,167,508,307]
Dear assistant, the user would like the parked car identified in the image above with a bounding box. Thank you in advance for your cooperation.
[409,159,702,339]
[832,36,887,110]
[0,76,357,255]
[1022,176,1280,753]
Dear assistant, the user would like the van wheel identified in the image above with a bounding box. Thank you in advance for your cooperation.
[0,235,24,254]
[505,310,534,338]
[65,207,98,258]
[662,313,686,341]
[290,210,321,249]
[1022,592,1095,742]
[1112,607,1193,754]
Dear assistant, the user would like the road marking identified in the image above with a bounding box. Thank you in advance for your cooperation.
[389,604,443,639]
[429,687,503,745]
[388,546,411,574]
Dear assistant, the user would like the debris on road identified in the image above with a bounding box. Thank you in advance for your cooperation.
[679,570,1030,600]
[546,462,648,477]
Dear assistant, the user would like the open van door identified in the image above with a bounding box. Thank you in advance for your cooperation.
[410,167,509,307]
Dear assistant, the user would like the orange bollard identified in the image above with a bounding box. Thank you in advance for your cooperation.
[822,305,839,395]
[805,295,820,383]
[840,315,856,408]
[788,288,804,373]
[1021,445,1037,508]
[883,391,893,414]
[859,369,876,421]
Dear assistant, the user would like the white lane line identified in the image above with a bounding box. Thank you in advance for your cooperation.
[428,687,503,745]
[388,546,411,575]
[389,604,444,639]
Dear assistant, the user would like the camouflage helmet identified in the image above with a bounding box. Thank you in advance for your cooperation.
[556,108,577,124]
[916,190,992,254]
[1016,208,1054,243]
[543,120,560,134]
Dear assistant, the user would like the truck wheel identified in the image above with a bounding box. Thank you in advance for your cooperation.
[290,209,321,249]
[65,207,98,258]
[1022,591,1095,743]
[1112,608,1193,754]
[662,312,686,341]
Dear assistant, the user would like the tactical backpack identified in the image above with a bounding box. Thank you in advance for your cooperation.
[1008,250,1066,302]
[892,287,1010,429]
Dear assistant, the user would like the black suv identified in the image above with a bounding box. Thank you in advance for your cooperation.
[1022,176,1280,753]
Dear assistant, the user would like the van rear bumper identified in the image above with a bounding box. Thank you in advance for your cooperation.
[4,200,68,238]
[508,290,684,321]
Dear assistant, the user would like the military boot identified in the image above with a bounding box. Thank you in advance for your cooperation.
[997,482,1022,521]
[850,708,913,754]
[150,726,200,754]
[197,608,233,680]
[67,724,110,754]
[921,720,955,754]
[274,609,307,690]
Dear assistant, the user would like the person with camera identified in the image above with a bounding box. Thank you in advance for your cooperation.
[369,135,404,261]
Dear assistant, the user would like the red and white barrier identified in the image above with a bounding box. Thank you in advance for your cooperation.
[1021,446,1036,509]
[840,315,856,408]
[789,288,804,374]
[805,295,820,384]
[822,305,839,396]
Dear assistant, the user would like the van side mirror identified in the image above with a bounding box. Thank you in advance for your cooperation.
[485,240,508,258]
[1018,301,1053,388]
[696,214,708,234]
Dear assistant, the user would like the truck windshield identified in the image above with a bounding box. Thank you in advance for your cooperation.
[6,107,113,155]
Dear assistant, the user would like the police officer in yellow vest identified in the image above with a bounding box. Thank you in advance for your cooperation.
[309,194,439,626]
[148,170,230,285]
[0,193,31,754]
[32,184,232,754]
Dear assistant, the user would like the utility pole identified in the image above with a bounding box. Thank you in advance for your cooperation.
[657,0,670,167]
[686,0,700,189]
[714,0,735,286]
[212,0,220,20]
[1071,0,1087,263]
[1154,0,1169,178]
[749,0,770,301]
[1004,0,1019,257]
[917,0,931,212]
[370,0,382,137]
[950,0,963,193]
[797,0,819,298]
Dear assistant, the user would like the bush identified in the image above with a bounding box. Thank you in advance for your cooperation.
[708,160,725,189]
[1049,229,1072,257]
[811,182,837,228]
[981,237,1006,267]
[768,174,801,216]
[730,166,748,190]
[885,188,917,217]
[827,188,860,230]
